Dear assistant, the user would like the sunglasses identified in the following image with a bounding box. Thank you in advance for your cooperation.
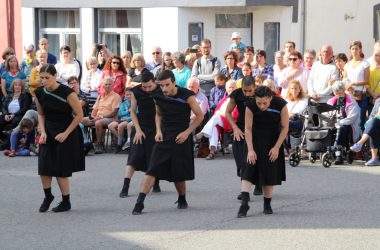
[112,61,120,65]
[152,52,161,55]
[288,58,298,61]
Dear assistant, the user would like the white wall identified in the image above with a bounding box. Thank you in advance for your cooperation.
[142,7,179,59]
[305,0,377,57]
[21,7,35,57]
[80,8,94,67]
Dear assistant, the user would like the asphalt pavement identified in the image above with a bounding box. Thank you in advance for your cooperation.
[1,151,380,250]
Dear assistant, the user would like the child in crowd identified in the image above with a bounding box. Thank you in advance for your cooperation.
[229,32,246,53]
[108,88,133,153]
[3,118,36,157]
[254,74,267,86]
[209,73,227,115]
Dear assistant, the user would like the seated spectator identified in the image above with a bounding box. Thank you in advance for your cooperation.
[108,88,133,153]
[81,56,102,97]
[0,79,32,134]
[237,46,256,69]
[220,51,243,81]
[68,76,88,116]
[98,56,127,98]
[236,62,252,88]
[121,50,132,73]
[285,80,308,134]
[172,52,191,88]
[350,99,380,166]
[1,55,26,96]
[29,49,48,97]
[3,118,36,157]
[55,45,81,85]
[327,81,361,165]
[209,73,228,115]
[195,79,238,159]
[186,77,209,125]
[334,53,348,80]
[273,51,286,89]
[263,79,278,94]
[82,77,121,154]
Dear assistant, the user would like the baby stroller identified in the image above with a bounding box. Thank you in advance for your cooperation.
[289,99,339,167]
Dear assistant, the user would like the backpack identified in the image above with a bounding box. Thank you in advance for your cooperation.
[197,57,218,74]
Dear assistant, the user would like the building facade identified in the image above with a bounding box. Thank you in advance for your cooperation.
[5,0,380,65]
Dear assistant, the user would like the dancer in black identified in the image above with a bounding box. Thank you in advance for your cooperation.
[119,71,161,197]
[132,70,204,215]
[225,76,261,200]
[238,86,288,217]
[34,64,85,212]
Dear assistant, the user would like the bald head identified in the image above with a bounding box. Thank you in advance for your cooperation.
[320,44,334,64]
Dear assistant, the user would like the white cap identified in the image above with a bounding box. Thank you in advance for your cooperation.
[231,32,242,40]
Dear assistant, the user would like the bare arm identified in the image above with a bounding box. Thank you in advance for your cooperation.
[35,97,47,144]
[245,107,257,165]
[154,104,163,142]
[129,91,146,144]
[1,78,6,96]
[225,98,244,141]
[268,105,289,162]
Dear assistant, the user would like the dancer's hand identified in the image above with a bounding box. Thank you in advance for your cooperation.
[175,131,189,144]
[247,150,257,165]
[155,131,163,142]
[39,132,47,144]
[233,127,244,141]
[268,146,279,162]
[133,130,146,144]
[55,132,69,143]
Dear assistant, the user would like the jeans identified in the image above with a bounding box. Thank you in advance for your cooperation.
[10,131,34,151]
[364,118,380,149]
[337,125,352,149]
[356,95,368,130]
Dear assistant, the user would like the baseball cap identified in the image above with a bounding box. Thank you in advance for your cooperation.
[24,44,35,52]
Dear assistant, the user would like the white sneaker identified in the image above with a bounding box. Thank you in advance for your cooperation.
[122,141,130,150]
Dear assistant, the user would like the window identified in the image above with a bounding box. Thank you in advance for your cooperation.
[374,4,380,40]
[216,14,251,28]
[97,9,142,56]
[264,22,280,65]
[38,9,81,61]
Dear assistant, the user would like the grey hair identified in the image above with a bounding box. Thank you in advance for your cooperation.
[331,80,346,93]
[186,77,199,87]
[172,51,186,65]
[102,76,114,85]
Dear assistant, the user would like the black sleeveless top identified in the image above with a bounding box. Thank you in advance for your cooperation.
[229,88,254,130]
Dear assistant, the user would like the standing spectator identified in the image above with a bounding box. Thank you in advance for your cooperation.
[191,39,221,97]
[236,62,253,88]
[284,41,296,65]
[368,48,380,114]
[238,46,256,69]
[172,52,191,88]
[155,52,174,78]
[121,50,132,73]
[253,50,274,80]
[209,73,227,115]
[185,54,196,71]
[1,55,27,96]
[126,53,149,88]
[29,49,48,97]
[98,56,127,98]
[303,49,316,71]
[19,44,38,90]
[273,51,286,88]
[220,51,243,81]
[279,51,309,97]
[34,64,84,213]
[81,57,102,97]
[38,38,57,64]
[146,46,163,76]
[334,53,348,80]
[344,41,369,130]
[55,45,81,86]
[0,79,32,132]
[229,32,246,53]
[307,45,339,102]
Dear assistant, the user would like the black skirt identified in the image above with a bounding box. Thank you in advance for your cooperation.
[38,121,85,177]
[232,139,248,177]
[146,131,194,182]
[127,127,155,172]
[241,129,286,186]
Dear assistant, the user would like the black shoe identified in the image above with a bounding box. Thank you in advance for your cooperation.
[237,205,250,218]
[39,195,54,213]
[253,186,263,196]
[84,142,93,155]
[152,184,161,193]
[132,203,144,215]
[237,193,251,201]
[52,201,71,212]
[176,199,188,209]
[114,145,122,154]
[334,156,343,165]
[264,205,273,214]
[119,186,129,198]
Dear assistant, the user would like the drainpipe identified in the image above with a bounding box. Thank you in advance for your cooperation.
[300,0,306,53]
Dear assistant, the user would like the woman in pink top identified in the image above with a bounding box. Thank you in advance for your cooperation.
[98,56,127,98]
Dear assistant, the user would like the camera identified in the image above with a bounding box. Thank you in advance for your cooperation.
[96,44,103,51]
[189,48,198,53]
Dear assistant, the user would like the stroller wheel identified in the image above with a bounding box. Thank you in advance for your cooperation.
[289,152,300,167]
[321,152,333,168]
[309,153,317,163]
